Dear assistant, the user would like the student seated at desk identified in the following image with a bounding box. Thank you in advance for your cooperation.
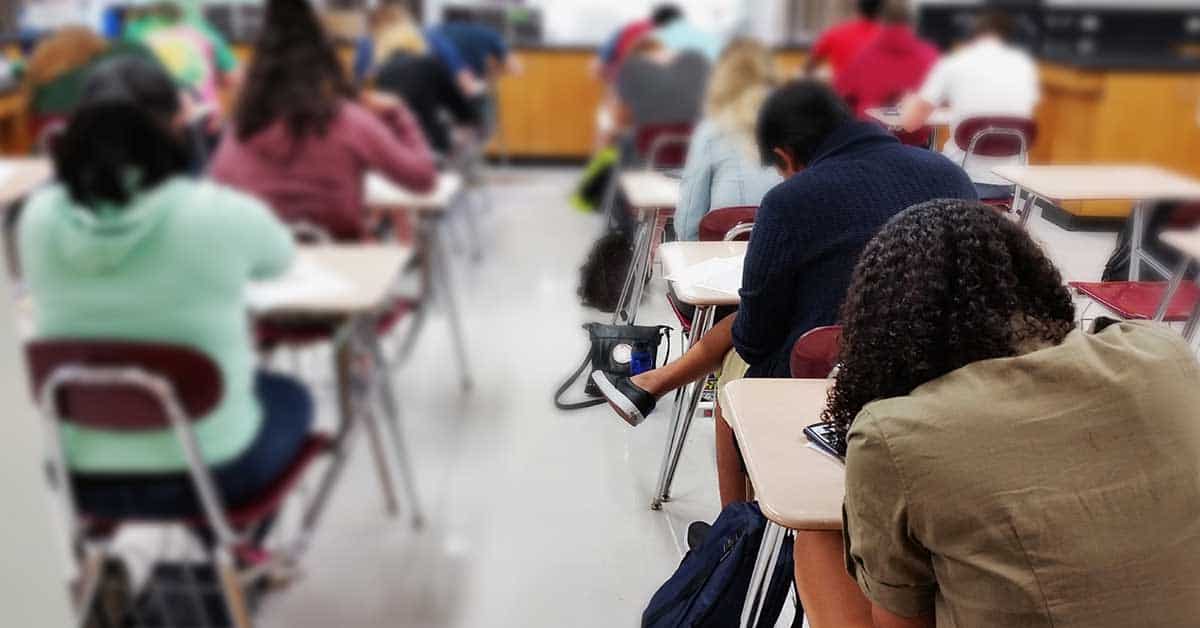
[804,0,883,80]
[834,0,938,119]
[591,81,975,507]
[601,36,710,151]
[369,5,482,156]
[20,56,312,522]
[899,10,1039,199]
[796,199,1200,628]
[211,0,436,242]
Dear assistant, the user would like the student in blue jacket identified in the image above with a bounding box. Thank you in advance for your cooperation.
[591,81,977,507]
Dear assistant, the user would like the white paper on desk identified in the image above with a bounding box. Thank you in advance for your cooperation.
[666,256,743,296]
[246,258,354,312]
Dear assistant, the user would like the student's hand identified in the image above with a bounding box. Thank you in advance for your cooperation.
[457,71,487,98]
[361,90,406,116]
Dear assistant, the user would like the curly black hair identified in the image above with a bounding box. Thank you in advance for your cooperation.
[823,199,1076,438]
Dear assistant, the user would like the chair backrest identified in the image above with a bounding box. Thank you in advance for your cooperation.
[25,340,222,430]
[790,326,843,379]
[698,206,757,242]
[894,127,933,149]
[955,116,1038,159]
[635,123,693,170]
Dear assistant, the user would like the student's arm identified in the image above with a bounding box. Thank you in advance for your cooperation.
[901,59,949,132]
[427,29,484,96]
[843,411,939,625]
[353,36,375,84]
[674,123,715,241]
[436,64,482,127]
[351,101,437,194]
[803,31,833,76]
[225,191,296,280]
[873,605,936,628]
[731,190,801,365]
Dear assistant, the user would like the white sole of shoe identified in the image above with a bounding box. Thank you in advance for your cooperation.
[590,371,645,427]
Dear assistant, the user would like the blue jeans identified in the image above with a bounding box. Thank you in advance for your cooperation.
[74,372,314,520]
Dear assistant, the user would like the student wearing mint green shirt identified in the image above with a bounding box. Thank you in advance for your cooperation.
[19,56,313,520]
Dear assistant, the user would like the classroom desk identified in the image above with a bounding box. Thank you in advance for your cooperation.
[255,245,424,532]
[614,171,682,325]
[652,241,746,510]
[722,378,843,628]
[993,164,1200,279]
[866,107,953,139]
[365,171,473,390]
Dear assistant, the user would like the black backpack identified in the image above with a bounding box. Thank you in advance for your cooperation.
[643,502,798,628]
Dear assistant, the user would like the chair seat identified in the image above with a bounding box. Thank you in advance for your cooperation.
[1070,281,1200,322]
[82,434,333,531]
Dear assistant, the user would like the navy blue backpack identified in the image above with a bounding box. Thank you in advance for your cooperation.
[642,502,798,628]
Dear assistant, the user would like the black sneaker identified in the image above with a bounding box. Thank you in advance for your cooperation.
[589,371,657,426]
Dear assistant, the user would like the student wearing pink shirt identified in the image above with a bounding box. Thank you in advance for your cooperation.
[210,0,436,241]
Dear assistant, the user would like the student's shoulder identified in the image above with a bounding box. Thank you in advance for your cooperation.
[20,184,72,235]
[179,178,271,219]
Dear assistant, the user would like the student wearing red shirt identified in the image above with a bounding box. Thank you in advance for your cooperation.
[835,0,938,118]
[804,0,883,79]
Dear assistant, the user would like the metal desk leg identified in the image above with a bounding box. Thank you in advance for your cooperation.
[1130,200,1147,281]
[1153,261,1190,322]
[426,216,474,391]
[299,319,385,541]
[627,208,660,324]
[1012,185,1028,224]
[740,521,787,628]
[651,305,715,510]
[1183,291,1200,342]
[614,209,656,325]
[369,333,426,529]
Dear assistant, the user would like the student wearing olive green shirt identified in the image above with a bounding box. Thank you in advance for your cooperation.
[20,56,312,520]
[797,200,1200,628]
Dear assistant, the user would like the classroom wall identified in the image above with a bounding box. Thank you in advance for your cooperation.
[423,0,772,45]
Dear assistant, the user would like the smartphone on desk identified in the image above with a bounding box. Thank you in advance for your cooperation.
[803,422,846,461]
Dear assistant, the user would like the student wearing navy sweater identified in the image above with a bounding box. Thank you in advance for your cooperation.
[592,81,976,506]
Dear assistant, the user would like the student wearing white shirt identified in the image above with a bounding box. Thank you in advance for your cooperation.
[900,11,1039,199]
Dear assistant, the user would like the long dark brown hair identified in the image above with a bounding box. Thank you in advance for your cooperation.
[824,200,1076,438]
[234,0,356,141]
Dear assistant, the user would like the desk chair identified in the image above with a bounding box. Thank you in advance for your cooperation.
[1070,204,1200,337]
[25,340,330,628]
[956,116,1038,214]
[789,326,842,379]
[636,123,693,172]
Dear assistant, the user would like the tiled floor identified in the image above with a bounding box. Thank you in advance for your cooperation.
[245,167,1115,627]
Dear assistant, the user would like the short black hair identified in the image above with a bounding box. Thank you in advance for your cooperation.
[974,10,1015,40]
[652,4,683,27]
[858,0,884,19]
[54,55,189,209]
[756,80,851,168]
